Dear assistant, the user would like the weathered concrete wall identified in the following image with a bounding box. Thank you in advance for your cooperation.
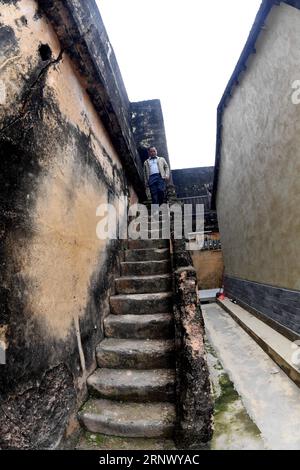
[172,167,214,199]
[0,0,138,449]
[131,100,171,169]
[38,0,145,199]
[217,2,300,292]
[172,167,219,232]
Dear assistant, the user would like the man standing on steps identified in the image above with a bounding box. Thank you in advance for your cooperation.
[143,146,170,205]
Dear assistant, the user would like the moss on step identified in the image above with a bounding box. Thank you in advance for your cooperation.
[77,431,176,450]
[86,432,106,446]
[205,341,219,359]
[214,373,240,414]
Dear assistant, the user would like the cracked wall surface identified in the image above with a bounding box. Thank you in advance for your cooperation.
[0,0,136,449]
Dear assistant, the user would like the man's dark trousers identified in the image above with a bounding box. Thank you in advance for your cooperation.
[149,173,166,205]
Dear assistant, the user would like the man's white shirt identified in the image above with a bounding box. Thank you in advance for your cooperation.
[148,157,160,176]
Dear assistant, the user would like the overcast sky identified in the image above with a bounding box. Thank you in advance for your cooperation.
[96,0,262,169]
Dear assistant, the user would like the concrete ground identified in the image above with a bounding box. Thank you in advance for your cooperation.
[205,338,265,450]
[199,289,219,303]
[203,303,300,450]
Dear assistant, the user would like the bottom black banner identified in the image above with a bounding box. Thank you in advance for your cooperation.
[0,450,291,468]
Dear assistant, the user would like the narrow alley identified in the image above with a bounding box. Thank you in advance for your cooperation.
[0,0,299,459]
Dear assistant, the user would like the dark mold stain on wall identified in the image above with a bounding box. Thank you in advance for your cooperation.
[0,24,19,58]
[0,0,21,6]
[0,46,126,448]
[0,364,76,449]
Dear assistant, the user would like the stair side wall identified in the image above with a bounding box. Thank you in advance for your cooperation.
[167,185,213,449]
[0,0,138,449]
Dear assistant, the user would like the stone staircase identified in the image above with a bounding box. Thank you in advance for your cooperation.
[79,219,176,439]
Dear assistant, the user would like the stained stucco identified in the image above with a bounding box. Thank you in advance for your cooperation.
[2,0,126,337]
[0,0,134,448]
[217,3,300,291]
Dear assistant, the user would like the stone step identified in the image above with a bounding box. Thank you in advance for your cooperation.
[96,339,175,369]
[129,213,170,220]
[125,248,170,262]
[128,239,169,250]
[218,298,300,388]
[121,260,171,276]
[76,434,176,451]
[146,215,170,221]
[78,399,176,438]
[140,230,170,240]
[139,222,171,230]
[129,211,169,218]
[104,313,174,339]
[115,274,172,295]
[87,369,175,402]
[110,292,173,315]
[128,221,171,230]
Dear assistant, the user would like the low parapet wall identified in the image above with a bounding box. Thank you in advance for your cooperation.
[167,185,213,449]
